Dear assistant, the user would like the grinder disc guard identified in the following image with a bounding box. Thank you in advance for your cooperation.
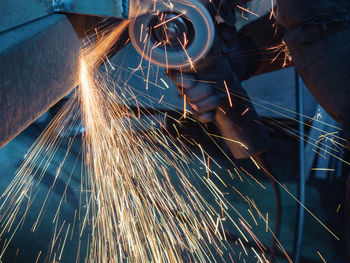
[128,0,214,69]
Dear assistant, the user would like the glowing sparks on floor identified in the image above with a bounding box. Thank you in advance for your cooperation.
[78,21,230,261]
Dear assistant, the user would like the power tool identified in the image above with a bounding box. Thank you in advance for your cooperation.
[55,0,270,159]
[128,0,269,159]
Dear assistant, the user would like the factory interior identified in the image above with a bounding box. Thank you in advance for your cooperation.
[1,0,350,262]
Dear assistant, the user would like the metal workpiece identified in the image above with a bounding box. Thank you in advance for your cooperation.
[51,0,157,20]
[0,14,100,148]
[0,0,53,33]
[53,0,129,19]
[0,0,130,35]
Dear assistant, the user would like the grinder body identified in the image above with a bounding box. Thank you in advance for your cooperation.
[51,0,270,159]
[128,0,270,159]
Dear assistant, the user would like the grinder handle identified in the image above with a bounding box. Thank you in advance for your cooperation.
[212,75,271,159]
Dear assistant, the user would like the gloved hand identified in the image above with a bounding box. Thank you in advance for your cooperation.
[168,71,223,123]
[168,1,251,122]
[168,1,271,159]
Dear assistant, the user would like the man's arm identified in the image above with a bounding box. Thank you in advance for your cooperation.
[234,12,288,80]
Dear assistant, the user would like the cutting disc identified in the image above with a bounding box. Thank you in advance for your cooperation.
[128,0,214,69]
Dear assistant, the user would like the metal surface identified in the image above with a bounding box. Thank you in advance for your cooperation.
[0,0,53,33]
[53,0,127,19]
[0,0,128,34]
[0,14,98,148]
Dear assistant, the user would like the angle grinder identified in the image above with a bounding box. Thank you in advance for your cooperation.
[128,0,270,159]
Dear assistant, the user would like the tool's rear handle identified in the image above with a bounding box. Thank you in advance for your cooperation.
[213,78,271,159]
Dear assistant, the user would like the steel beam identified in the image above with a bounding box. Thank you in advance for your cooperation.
[0,0,53,33]
[53,0,127,19]
[0,14,100,148]
[0,0,127,34]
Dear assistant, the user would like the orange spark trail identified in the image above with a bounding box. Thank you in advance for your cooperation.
[224,80,233,107]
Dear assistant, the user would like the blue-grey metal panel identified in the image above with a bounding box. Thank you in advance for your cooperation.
[0,14,84,148]
[0,0,53,33]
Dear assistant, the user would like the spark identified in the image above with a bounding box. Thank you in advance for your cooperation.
[317,251,327,263]
[183,94,187,118]
[177,37,195,70]
[240,167,265,189]
[311,168,335,171]
[248,209,258,226]
[77,20,232,262]
[59,223,70,260]
[34,251,42,263]
[140,23,144,42]
[312,148,327,160]
[236,5,260,18]
[241,10,249,20]
[160,77,169,89]
[218,107,227,114]
[336,204,341,213]
[224,80,233,107]
[153,12,186,29]
[207,133,248,150]
[241,107,249,116]
[249,157,260,170]
[266,40,292,68]
[269,0,276,19]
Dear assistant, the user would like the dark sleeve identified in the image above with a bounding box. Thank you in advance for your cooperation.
[237,11,288,79]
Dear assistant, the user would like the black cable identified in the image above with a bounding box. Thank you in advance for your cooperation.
[292,71,306,263]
